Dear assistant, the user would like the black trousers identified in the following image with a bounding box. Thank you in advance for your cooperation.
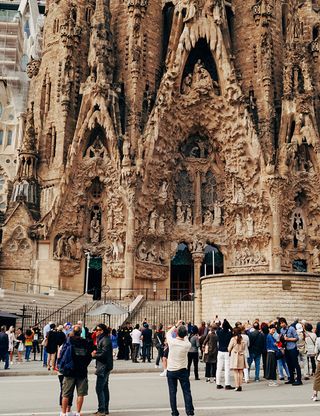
[205,362,217,378]
[187,352,199,379]
[285,348,302,382]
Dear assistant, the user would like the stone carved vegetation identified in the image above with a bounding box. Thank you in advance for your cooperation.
[3,0,320,287]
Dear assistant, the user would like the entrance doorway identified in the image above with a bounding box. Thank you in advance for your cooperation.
[201,244,224,277]
[86,256,102,300]
[170,243,193,300]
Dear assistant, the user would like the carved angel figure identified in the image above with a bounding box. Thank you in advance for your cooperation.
[149,210,159,232]
[203,210,213,226]
[90,214,100,243]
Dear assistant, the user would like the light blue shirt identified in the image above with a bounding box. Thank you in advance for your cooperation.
[280,326,298,350]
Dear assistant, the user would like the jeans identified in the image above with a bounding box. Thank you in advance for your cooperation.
[247,353,262,380]
[167,368,194,416]
[142,343,151,361]
[25,346,32,361]
[43,348,47,366]
[285,348,302,382]
[187,352,199,379]
[216,351,231,386]
[277,357,290,378]
[96,372,110,413]
[0,352,9,369]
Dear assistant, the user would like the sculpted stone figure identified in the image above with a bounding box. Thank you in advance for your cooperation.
[55,235,65,259]
[112,239,124,261]
[176,200,185,225]
[137,241,148,261]
[159,181,169,204]
[203,210,213,226]
[90,214,100,243]
[68,235,77,258]
[213,202,222,226]
[149,210,159,233]
[312,246,320,268]
[235,214,243,236]
[246,214,254,237]
[185,205,192,225]
[158,215,166,234]
[193,60,213,93]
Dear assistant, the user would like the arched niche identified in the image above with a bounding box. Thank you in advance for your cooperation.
[83,125,107,158]
[170,242,194,300]
[201,244,224,276]
[180,38,220,92]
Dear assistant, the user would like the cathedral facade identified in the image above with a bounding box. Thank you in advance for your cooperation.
[1,0,320,321]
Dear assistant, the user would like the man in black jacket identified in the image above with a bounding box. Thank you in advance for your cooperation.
[0,326,9,369]
[61,325,92,416]
[248,322,265,382]
[92,324,113,416]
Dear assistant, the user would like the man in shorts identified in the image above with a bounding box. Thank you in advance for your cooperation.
[61,325,92,416]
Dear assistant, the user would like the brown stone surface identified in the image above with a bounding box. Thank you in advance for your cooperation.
[1,0,320,320]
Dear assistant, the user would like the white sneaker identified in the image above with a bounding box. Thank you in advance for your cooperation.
[160,370,167,377]
[268,381,279,387]
[10,361,13,365]
[311,395,318,401]
[155,365,159,368]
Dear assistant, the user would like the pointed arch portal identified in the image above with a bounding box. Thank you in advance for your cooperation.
[170,243,194,300]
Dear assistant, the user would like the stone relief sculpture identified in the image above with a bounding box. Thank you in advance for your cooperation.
[149,210,159,233]
[246,214,254,237]
[136,240,166,265]
[54,234,82,260]
[112,239,124,261]
[181,60,220,96]
[312,246,320,268]
[90,213,101,243]
[235,214,243,236]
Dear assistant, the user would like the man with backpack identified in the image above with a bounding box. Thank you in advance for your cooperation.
[59,325,92,416]
[91,324,113,416]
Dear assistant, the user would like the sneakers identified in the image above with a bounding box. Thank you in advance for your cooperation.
[206,378,210,382]
[154,365,159,368]
[160,370,167,377]
[268,381,279,387]
[311,394,318,401]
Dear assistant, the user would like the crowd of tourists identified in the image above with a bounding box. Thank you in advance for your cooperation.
[0,316,320,415]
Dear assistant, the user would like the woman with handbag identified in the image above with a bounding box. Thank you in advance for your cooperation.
[305,323,317,376]
[265,324,282,387]
[16,328,25,363]
[228,327,248,391]
[154,323,165,368]
[203,324,218,383]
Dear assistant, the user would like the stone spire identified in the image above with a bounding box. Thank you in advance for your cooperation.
[10,102,39,212]
[87,0,115,88]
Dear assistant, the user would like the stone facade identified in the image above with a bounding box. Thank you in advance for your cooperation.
[0,1,44,213]
[1,0,320,321]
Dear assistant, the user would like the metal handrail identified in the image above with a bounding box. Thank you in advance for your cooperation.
[35,292,89,327]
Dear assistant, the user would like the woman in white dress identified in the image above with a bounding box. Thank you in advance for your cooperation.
[6,326,16,365]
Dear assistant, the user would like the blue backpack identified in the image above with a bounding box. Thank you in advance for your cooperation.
[58,339,74,376]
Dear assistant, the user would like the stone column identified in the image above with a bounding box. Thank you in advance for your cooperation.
[194,170,202,226]
[268,176,285,272]
[123,177,136,291]
[192,252,204,325]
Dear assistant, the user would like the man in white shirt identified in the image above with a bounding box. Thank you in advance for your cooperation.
[167,320,194,416]
[130,324,141,363]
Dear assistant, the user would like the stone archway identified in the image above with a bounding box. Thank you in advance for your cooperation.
[201,244,224,276]
[170,242,194,300]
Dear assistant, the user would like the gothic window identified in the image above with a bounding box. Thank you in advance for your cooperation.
[176,170,194,206]
[0,130,3,145]
[7,130,13,146]
[201,171,217,211]
[313,25,319,41]
[85,7,93,24]
[51,127,57,160]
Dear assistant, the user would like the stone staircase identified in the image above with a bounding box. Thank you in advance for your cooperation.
[0,288,93,328]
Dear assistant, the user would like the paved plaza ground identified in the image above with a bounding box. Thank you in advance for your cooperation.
[0,360,319,416]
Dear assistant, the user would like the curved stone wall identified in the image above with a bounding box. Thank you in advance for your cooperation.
[201,273,320,325]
